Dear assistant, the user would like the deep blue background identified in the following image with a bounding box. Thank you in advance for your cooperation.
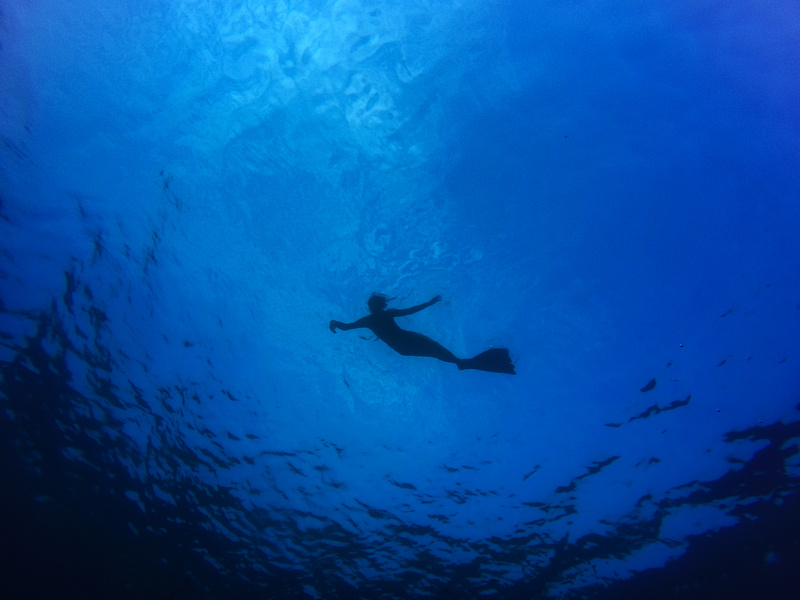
[2,1,800,598]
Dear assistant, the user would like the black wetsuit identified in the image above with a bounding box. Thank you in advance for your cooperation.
[330,298,515,374]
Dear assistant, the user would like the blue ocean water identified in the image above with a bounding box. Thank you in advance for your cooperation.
[2,0,799,598]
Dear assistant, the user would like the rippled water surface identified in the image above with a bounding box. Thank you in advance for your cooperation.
[2,1,800,598]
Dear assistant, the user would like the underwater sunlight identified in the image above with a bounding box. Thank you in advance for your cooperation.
[2,1,800,598]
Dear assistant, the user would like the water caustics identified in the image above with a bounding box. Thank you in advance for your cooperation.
[2,0,800,599]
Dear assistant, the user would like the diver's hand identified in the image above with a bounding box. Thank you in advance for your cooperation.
[329,320,339,333]
[431,295,442,304]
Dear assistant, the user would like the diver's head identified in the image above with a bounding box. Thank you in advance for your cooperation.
[367,293,388,313]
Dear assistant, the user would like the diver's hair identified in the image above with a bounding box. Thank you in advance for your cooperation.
[367,293,389,313]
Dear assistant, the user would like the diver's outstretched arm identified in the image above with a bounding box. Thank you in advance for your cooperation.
[330,316,370,333]
[392,295,441,317]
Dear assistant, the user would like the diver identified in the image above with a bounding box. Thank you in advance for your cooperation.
[329,293,516,374]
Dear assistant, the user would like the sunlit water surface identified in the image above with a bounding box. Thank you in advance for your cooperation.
[2,1,799,598]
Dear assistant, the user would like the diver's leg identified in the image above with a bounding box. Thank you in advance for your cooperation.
[403,332,463,366]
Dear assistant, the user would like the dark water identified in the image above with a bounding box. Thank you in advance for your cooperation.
[2,1,800,598]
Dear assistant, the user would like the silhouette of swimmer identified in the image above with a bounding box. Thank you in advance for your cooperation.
[329,294,516,374]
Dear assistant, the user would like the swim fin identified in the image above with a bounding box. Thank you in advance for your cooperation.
[459,348,516,375]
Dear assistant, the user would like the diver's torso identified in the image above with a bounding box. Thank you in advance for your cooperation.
[367,313,415,352]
